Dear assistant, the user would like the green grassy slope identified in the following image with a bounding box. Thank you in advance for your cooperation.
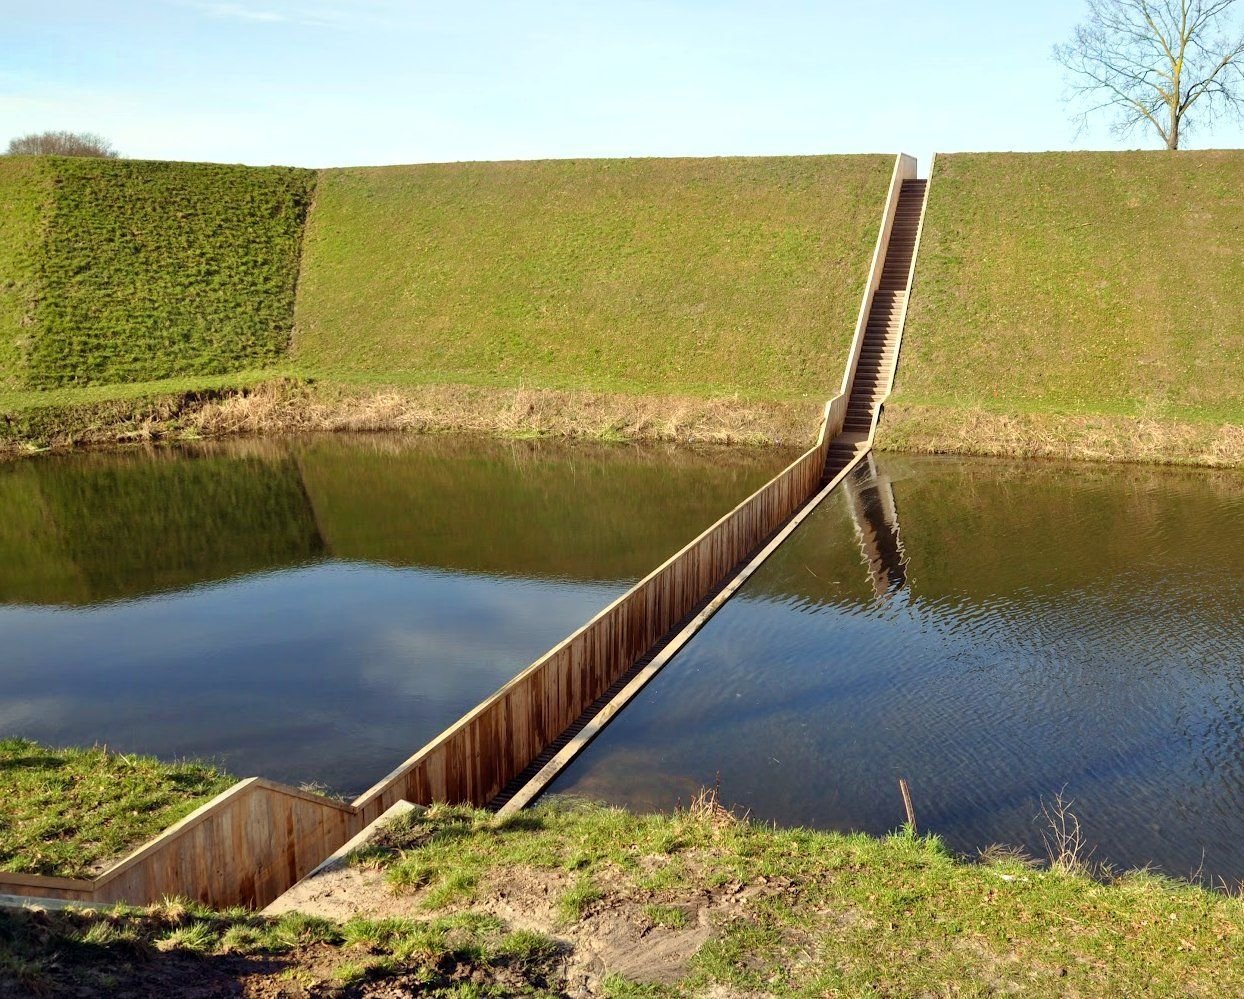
[292,155,892,401]
[6,157,315,389]
[897,151,1244,424]
[0,158,51,391]
[0,738,232,877]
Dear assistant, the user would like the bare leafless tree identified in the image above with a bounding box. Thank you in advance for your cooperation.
[6,130,120,158]
[1054,0,1244,148]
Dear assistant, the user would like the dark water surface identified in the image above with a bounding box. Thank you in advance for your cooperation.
[0,434,788,795]
[548,454,1244,884]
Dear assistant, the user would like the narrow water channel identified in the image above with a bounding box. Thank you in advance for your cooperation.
[547,454,1244,884]
[0,433,790,796]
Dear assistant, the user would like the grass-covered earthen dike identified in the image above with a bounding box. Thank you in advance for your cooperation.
[1,149,1239,465]
[0,149,1239,912]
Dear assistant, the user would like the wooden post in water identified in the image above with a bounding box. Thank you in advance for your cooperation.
[898,777,918,832]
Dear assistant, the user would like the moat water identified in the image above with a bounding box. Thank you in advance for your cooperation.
[3,439,1241,882]
[0,434,788,795]
[547,453,1244,884]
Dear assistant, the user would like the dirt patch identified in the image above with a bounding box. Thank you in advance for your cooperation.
[270,857,764,996]
[263,862,413,925]
[477,866,728,994]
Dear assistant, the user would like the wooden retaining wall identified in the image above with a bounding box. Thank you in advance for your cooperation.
[0,154,913,911]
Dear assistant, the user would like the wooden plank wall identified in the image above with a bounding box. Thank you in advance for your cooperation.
[0,437,831,910]
[350,435,832,823]
[0,152,912,912]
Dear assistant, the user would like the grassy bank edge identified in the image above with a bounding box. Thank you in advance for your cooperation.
[3,800,1241,997]
[0,377,826,459]
[0,738,234,879]
[3,379,1241,469]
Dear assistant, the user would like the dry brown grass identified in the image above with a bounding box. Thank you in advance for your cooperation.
[878,402,1244,469]
[0,378,823,460]
[192,380,822,445]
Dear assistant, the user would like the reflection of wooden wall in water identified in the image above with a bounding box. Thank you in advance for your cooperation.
[843,454,908,599]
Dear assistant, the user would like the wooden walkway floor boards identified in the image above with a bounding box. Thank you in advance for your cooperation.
[0,155,931,912]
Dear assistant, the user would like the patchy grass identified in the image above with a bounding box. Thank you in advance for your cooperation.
[556,876,605,924]
[897,151,1244,432]
[292,156,891,403]
[642,904,688,929]
[13,157,314,388]
[3,801,1242,996]
[0,738,233,877]
[0,899,564,997]
[350,800,1243,997]
[0,157,51,392]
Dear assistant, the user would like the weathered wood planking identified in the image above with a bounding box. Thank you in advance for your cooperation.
[349,436,831,822]
[0,152,917,912]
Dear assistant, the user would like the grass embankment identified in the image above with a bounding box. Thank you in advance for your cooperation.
[292,156,890,401]
[0,156,313,390]
[3,801,1241,997]
[0,739,232,878]
[0,154,890,455]
[887,150,1244,466]
[0,158,49,393]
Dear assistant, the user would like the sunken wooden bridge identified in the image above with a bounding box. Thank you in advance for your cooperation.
[0,155,930,911]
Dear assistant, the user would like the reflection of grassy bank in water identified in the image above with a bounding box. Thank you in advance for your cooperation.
[0,429,790,606]
[0,439,323,605]
[0,739,232,878]
[296,431,793,582]
[0,377,824,458]
[5,800,1241,996]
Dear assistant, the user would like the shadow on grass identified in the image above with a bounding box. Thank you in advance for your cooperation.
[0,906,295,998]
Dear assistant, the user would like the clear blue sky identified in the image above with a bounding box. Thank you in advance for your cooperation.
[4,0,1243,169]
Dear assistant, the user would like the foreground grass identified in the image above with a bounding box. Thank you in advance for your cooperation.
[0,739,233,878]
[898,151,1244,427]
[2,801,1241,996]
[0,899,563,997]
[359,801,1243,997]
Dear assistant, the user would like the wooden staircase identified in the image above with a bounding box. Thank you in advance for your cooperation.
[823,177,927,481]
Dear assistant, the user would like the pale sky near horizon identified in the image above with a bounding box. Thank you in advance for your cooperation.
[3,0,1243,170]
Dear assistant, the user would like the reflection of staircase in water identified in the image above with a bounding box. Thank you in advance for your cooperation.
[844,454,908,599]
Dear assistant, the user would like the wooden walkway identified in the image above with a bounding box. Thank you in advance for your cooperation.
[0,156,930,912]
